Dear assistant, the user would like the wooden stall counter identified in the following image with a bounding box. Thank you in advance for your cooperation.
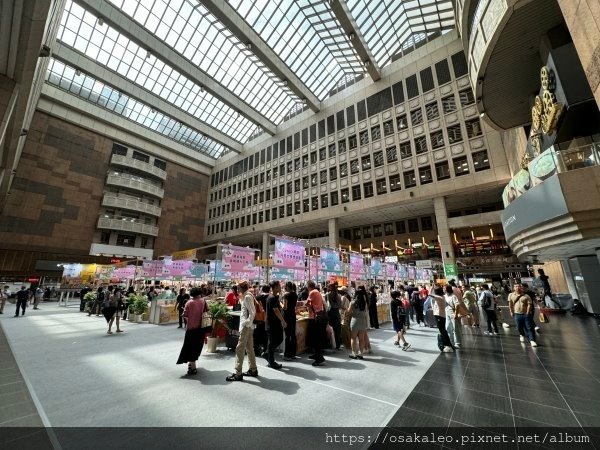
[377,303,391,324]
[295,316,310,354]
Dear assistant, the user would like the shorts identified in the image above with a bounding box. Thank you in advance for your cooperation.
[393,316,406,332]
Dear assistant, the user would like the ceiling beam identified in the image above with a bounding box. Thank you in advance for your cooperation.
[330,0,381,81]
[71,0,277,136]
[200,0,321,113]
[53,44,242,154]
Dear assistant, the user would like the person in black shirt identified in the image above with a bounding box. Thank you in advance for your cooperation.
[176,288,190,328]
[390,290,411,350]
[264,281,286,369]
[253,285,270,356]
[15,286,29,317]
[326,283,342,350]
[282,282,298,360]
[368,286,379,329]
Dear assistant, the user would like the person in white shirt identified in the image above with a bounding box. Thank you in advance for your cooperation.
[444,285,463,348]
[226,281,258,382]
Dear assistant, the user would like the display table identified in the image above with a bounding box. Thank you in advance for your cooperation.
[149,299,178,325]
[296,317,310,354]
[377,303,391,324]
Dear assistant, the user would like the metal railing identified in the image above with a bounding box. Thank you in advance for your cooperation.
[101,194,162,217]
[106,173,164,198]
[556,143,600,171]
[110,154,167,180]
[97,217,159,236]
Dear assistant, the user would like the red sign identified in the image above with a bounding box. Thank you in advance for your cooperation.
[110,258,121,264]
[28,277,40,283]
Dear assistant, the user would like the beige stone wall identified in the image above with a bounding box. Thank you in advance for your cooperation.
[500,127,529,179]
[558,0,600,109]
[533,261,569,295]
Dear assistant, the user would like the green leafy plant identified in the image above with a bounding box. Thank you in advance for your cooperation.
[208,301,230,338]
[129,294,149,315]
[84,291,97,309]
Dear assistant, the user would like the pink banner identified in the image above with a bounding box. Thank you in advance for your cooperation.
[160,259,194,277]
[112,266,136,280]
[141,260,163,278]
[307,256,320,280]
[273,237,306,269]
[385,263,397,279]
[349,254,365,277]
[221,244,256,272]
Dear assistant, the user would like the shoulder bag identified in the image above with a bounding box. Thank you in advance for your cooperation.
[253,295,265,323]
[200,300,212,330]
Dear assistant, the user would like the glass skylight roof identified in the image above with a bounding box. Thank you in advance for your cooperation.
[46,58,227,158]
[347,0,455,67]
[106,0,299,124]
[57,0,258,143]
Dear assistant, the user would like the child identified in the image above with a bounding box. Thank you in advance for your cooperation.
[390,290,411,350]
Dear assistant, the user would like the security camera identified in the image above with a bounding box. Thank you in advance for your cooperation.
[39,45,51,57]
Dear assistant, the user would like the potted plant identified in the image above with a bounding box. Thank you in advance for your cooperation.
[206,301,230,353]
[128,294,148,323]
[83,291,96,313]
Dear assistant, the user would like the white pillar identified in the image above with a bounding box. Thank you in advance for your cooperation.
[328,218,339,248]
[434,196,457,278]
[262,232,269,260]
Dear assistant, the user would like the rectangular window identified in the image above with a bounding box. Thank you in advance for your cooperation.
[404,170,416,188]
[328,143,336,158]
[279,205,285,218]
[453,156,470,176]
[352,185,362,201]
[319,147,327,161]
[400,141,412,159]
[364,181,374,198]
[286,182,293,195]
[406,74,419,99]
[100,231,110,244]
[302,154,309,167]
[265,190,271,201]
[420,67,435,92]
[312,197,319,211]
[371,125,381,141]
[348,135,357,149]
[386,145,398,163]
[415,136,428,154]
[253,193,258,205]
[384,222,394,235]
[294,179,300,192]
[303,176,309,189]
[112,143,128,156]
[259,173,265,184]
[447,124,463,144]
[320,169,328,184]
[294,201,301,215]
[336,110,345,130]
[350,159,359,174]
[321,194,328,208]
[472,150,491,171]
[435,161,451,180]
[389,174,401,192]
[373,224,383,238]
[383,120,394,136]
[311,173,318,186]
[451,51,468,78]
[280,164,285,176]
[272,166,278,178]
[392,80,405,104]
[376,178,387,195]
[431,131,445,149]
[309,124,317,143]
[318,120,326,138]
[421,216,433,231]
[373,151,384,168]
[265,210,270,222]
[341,188,350,203]
[272,208,277,220]
[339,162,348,177]
[287,161,293,173]
[327,115,335,135]
[410,108,423,126]
[361,155,371,171]
[116,234,136,247]
[396,114,408,130]
[465,119,482,138]
[294,158,301,171]
[363,226,372,238]
[272,187,278,199]
[396,220,406,234]
[408,218,419,233]
[310,151,317,164]
[286,204,293,217]
[329,166,337,181]
[346,105,355,126]
[338,139,347,153]
[357,100,366,121]
[425,102,439,120]
[435,59,451,85]
[259,191,264,203]
[459,88,475,106]
[258,211,263,223]
[419,166,433,185]
[302,129,308,147]
[132,150,150,163]
[442,95,457,114]
[359,130,369,146]
[330,191,339,206]
[279,185,285,197]
[353,228,362,240]
[302,199,310,213]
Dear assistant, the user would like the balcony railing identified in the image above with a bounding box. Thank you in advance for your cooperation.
[110,154,167,180]
[102,194,162,217]
[556,143,600,171]
[97,217,159,236]
[106,173,164,198]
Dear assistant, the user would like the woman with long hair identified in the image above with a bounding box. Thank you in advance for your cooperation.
[282,281,298,360]
[349,286,369,359]
[176,287,209,375]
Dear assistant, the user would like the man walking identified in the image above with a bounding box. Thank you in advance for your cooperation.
[509,283,537,347]
[226,281,259,382]
[264,281,286,369]
[306,280,326,366]
[88,287,105,316]
[479,283,498,335]
[15,286,29,317]
[34,286,44,310]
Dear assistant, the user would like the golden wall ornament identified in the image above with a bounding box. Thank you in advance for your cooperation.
[528,65,564,156]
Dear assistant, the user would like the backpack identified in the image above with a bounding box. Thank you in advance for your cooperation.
[437,333,445,351]
[480,291,492,309]
[253,296,265,323]
[410,291,420,306]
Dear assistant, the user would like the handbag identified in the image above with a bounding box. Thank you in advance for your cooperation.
[538,312,549,323]
[311,303,329,325]
[455,301,470,318]
[253,297,265,323]
[200,300,212,330]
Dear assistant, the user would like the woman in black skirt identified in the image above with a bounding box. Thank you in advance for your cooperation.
[176,287,209,375]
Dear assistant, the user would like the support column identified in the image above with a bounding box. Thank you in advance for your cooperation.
[434,197,457,279]
[328,218,339,248]
[262,232,269,260]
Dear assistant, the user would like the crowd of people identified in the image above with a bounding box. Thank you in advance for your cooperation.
[1,284,50,316]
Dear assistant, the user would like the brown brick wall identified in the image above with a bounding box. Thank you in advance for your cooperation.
[0,111,210,273]
[154,164,209,257]
[0,111,110,255]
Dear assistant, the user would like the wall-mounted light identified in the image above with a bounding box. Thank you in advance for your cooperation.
[98,17,105,26]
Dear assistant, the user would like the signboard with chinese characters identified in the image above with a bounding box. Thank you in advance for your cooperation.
[220,244,256,272]
[349,254,366,281]
[273,237,306,269]
[319,248,343,274]
[444,263,458,278]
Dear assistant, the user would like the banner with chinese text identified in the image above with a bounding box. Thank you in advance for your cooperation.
[273,237,306,269]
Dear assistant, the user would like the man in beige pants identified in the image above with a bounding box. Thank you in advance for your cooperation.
[226,281,259,381]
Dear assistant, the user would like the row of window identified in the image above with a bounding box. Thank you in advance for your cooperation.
[207,151,491,232]
[111,142,167,170]
[209,119,484,203]
[211,52,471,188]
[340,216,434,241]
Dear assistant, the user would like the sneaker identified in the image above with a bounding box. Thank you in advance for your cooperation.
[520,336,526,342]
[267,363,282,369]
[402,342,411,351]
[454,343,461,348]
[308,354,316,360]
[535,326,541,332]
[393,341,400,346]
[356,354,364,360]
[349,354,358,359]
[531,341,538,347]
[312,359,325,366]
[443,346,454,353]
[226,373,243,382]
[242,369,258,377]
[483,331,492,335]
